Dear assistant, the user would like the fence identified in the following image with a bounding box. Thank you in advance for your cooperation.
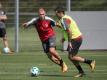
[0,0,107,50]
[0,0,107,27]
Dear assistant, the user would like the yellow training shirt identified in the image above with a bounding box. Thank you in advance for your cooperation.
[59,15,82,39]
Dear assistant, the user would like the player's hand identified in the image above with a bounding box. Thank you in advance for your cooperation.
[56,22,61,28]
[22,23,27,28]
[67,42,73,52]
[68,42,73,49]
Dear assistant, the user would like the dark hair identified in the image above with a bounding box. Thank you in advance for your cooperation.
[55,6,65,14]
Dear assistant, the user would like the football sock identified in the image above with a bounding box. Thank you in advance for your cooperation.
[59,59,63,66]
[76,65,84,73]
[84,59,92,64]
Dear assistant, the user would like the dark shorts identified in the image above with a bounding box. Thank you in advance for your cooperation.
[0,28,6,37]
[68,36,82,56]
[42,36,56,53]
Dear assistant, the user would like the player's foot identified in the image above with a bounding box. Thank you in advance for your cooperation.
[8,48,14,54]
[89,60,96,72]
[9,48,14,54]
[74,73,85,77]
[61,62,68,72]
[8,51,14,54]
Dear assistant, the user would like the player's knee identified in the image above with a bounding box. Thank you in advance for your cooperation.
[3,35,8,41]
[49,47,55,53]
[3,37,7,41]
[68,54,75,61]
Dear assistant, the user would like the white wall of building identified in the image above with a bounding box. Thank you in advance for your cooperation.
[66,11,107,50]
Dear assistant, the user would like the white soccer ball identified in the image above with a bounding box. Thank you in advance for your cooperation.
[30,67,40,77]
[3,47,10,53]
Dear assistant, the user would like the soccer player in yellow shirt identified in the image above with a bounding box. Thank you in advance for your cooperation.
[55,6,96,77]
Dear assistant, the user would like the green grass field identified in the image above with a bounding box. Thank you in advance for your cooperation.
[0,28,107,80]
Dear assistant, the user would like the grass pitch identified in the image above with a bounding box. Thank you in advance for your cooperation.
[0,28,107,80]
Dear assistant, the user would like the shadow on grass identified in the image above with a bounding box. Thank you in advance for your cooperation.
[40,74,72,77]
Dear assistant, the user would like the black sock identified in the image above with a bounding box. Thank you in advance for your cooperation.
[84,59,92,64]
[76,65,84,73]
[59,59,63,66]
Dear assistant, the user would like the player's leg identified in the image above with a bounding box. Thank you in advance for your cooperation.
[84,59,96,72]
[69,44,95,72]
[69,52,96,72]
[1,28,13,53]
[68,38,86,77]
[49,36,68,72]
[68,38,95,77]
[42,43,68,72]
[43,46,61,65]
[68,53,85,77]
[0,28,8,48]
[49,47,68,72]
[42,36,68,72]
[3,35,9,48]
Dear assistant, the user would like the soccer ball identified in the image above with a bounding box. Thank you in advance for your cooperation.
[3,47,10,53]
[30,67,40,77]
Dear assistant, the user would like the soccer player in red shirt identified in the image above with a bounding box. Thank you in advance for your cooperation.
[22,8,68,72]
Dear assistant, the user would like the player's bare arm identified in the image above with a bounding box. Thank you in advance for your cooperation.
[55,21,62,28]
[22,23,28,28]
[63,18,73,48]
[22,18,36,28]
[66,28,73,49]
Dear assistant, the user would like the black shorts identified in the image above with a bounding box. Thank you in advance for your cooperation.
[42,36,56,53]
[68,36,82,56]
[0,28,6,37]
